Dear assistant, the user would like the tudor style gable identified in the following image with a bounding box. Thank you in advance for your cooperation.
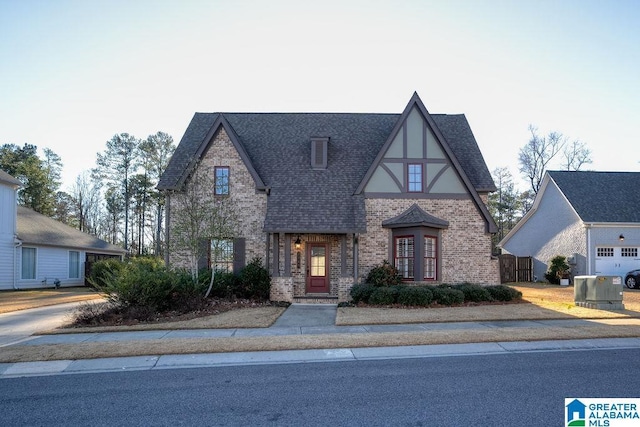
[358,93,479,198]
[357,92,496,234]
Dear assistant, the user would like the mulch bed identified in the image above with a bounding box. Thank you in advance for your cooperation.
[69,298,282,328]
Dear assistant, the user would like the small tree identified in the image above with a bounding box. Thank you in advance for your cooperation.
[544,255,571,285]
[168,162,238,297]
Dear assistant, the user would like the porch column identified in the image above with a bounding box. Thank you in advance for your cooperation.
[284,234,291,276]
[340,235,348,277]
[353,234,359,282]
[272,233,280,277]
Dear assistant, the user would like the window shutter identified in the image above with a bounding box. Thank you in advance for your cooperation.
[197,239,209,271]
[233,237,246,273]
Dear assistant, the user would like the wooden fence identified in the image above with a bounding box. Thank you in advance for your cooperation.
[498,254,533,283]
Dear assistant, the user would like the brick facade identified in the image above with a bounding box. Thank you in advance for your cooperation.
[168,128,267,269]
[360,198,499,285]
[167,129,498,303]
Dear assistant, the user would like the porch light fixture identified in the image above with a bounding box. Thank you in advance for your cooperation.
[619,234,625,241]
[294,236,302,250]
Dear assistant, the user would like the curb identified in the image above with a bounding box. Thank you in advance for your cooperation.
[2,337,640,379]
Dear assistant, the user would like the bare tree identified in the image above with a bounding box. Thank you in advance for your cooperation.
[71,172,101,233]
[561,139,592,171]
[518,125,566,195]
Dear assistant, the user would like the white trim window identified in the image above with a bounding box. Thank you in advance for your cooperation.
[424,236,437,280]
[395,236,415,280]
[69,251,81,279]
[21,247,36,280]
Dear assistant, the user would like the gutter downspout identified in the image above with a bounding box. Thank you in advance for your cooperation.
[586,225,592,275]
[13,237,21,290]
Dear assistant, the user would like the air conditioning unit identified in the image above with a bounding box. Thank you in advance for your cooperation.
[574,275,624,310]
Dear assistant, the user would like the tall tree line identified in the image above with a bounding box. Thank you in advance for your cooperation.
[489,125,592,252]
[91,131,175,255]
[0,132,175,256]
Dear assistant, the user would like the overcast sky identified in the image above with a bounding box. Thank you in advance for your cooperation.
[1,0,638,192]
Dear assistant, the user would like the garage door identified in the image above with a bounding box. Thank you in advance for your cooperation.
[595,246,640,277]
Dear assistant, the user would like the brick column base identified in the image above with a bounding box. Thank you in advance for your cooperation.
[270,277,294,302]
[338,277,355,303]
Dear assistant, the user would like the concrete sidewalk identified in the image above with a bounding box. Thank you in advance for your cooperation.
[3,303,640,379]
[3,337,640,378]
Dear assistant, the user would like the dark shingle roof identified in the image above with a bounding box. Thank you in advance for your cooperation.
[549,171,640,223]
[17,206,126,254]
[382,204,449,229]
[0,170,21,187]
[159,105,495,233]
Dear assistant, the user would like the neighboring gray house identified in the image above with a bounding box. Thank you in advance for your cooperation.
[0,168,125,290]
[15,206,126,289]
[159,92,499,302]
[0,170,22,289]
[499,171,640,283]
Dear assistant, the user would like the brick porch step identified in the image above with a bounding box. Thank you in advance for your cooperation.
[292,296,339,304]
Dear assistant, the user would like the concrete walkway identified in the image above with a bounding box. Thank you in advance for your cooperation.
[3,303,640,378]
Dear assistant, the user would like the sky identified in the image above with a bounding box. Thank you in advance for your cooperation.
[1,0,638,193]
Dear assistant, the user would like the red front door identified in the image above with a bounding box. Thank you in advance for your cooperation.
[306,243,330,293]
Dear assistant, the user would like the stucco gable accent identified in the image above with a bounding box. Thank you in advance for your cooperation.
[357,92,497,233]
[174,114,265,191]
[382,204,449,229]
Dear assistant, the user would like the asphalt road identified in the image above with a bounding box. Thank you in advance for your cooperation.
[2,348,639,426]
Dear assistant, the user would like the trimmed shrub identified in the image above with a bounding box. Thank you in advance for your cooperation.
[453,283,493,303]
[486,285,523,302]
[397,286,433,307]
[369,286,399,305]
[88,258,126,289]
[350,283,376,304]
[238,258,271,300]
[432,287,465,306]
[366,260,402,287]
[91,258,207,313]
[544,255,570,284]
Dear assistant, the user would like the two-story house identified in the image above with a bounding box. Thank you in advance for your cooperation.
[158,93,498,302]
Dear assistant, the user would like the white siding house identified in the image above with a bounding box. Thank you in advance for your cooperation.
[0,171,21,289]
[499,171,640,284]
[0,170,126,290]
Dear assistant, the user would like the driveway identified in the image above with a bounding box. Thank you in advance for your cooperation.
[0,301,92,347]
[0,287,102,314]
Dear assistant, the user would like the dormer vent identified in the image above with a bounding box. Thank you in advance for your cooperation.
[310,137,329,169]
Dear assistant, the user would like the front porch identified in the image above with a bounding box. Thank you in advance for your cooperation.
[268,233,358,303]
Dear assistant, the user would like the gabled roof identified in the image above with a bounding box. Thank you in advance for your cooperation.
[382,204,449,229]
[548,170,640,223]
[356,92,495,194]
[158,93,496,233]
[17,206,126,254]
[0,170,21,188]
[499,170,640,249]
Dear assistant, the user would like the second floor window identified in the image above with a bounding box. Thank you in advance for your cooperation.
[214,167,230,195]
[408,164,423,192]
